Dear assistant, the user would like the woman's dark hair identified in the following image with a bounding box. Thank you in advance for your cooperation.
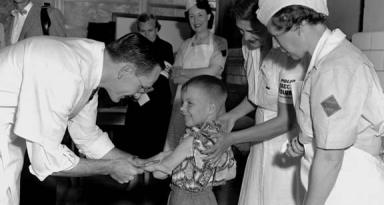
[232,0,266,32]
[106,33,159,75]
[137,13,161,31]
[185,0,214,29]
[271,5,327,32]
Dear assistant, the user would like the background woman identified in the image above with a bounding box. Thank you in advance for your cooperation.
[164,0,228,151]
[205,0,307,204]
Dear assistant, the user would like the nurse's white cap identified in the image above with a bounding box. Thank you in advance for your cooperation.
[185,0,196,11]
[256,0,329,26]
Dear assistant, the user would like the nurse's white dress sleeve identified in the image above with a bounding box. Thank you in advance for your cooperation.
[67,93,114,159]
[13,63,82,181]
[311,63,369,149]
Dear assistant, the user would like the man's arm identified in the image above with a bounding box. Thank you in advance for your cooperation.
[53,147,143,184]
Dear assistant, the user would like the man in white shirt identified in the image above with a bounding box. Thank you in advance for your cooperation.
[0,33,161,205]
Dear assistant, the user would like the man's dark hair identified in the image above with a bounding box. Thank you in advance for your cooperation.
[271,5,327,32]
[182,75,228,105]
[185,0,215,29]
[106,32,158,75]
[136,13,161,31]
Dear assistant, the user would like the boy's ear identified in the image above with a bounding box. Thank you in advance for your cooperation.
[118,63,136,79]
[208,103,216,114]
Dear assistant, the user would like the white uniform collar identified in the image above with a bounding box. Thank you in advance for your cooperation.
[307,28,346,75]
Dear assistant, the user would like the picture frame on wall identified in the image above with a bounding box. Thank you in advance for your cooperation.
[112,12,191,52]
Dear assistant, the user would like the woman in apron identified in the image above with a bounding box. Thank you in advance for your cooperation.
[257,0,384,204]
[164,0,227,151]
[204,1,307,204]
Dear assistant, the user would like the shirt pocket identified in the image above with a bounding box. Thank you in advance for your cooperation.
[261,65,278,97]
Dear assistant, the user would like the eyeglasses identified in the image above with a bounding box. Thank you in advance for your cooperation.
[136,75,154,94]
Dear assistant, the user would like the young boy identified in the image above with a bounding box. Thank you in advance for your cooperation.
[145,75,236,205]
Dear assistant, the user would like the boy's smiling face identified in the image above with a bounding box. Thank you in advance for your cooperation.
[180,86,213,127]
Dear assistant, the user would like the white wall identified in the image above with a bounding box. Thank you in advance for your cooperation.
[363,0,384,32]
[327,0,361,39]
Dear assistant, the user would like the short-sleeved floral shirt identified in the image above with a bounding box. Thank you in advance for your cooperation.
[171,121,236,192]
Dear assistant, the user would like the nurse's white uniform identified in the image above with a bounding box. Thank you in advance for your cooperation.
[295,28,384,204]
[238,46,306,205]
[0,37,114,205]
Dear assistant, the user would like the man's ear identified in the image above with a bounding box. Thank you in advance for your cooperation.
[117,63,136,79]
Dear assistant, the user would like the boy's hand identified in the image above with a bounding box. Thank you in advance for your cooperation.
[153,171,169,180]
[144,162,172,180]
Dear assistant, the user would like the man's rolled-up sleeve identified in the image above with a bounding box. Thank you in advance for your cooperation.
[68,93,115,159]
[26,141,80,181]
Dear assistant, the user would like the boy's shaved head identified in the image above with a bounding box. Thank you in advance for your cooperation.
[181,75,227,107]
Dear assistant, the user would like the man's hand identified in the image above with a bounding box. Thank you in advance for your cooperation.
[108,158,144,184]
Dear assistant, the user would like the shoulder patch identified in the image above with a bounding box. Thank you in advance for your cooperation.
[321,95,341,117]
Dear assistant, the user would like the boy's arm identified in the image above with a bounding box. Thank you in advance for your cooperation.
[161,136,194,172]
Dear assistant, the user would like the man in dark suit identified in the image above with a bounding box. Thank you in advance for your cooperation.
[4,0,66,46]
[120,13,174,159]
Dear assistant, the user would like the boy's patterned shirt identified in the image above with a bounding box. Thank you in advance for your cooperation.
[171,121,237,192]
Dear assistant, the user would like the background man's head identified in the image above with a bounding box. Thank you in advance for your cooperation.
[104,32,161,102]
[137,13,161,42]
[181,75,227,127]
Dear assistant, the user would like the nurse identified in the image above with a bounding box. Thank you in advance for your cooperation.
[204,0,307,204]
[0,33,160,205]
[257,0,384,204]
[164,0,228,150]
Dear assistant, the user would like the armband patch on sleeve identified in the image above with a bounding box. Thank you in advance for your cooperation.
[321,95,341,117]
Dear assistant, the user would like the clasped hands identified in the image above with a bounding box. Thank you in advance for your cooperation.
[108,152,173,184]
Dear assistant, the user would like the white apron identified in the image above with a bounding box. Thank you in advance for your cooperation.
[0,107,25,205]
[238,52,302,205]
[166,34,214,149]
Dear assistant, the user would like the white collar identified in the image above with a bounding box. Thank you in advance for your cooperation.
[307,28,346,75]
[11,1,33,16]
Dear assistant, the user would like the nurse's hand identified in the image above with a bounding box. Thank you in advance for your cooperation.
[285,137,304,158]
[217,113,236,133]
[202,132,232,167]
[109,158,144,184]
